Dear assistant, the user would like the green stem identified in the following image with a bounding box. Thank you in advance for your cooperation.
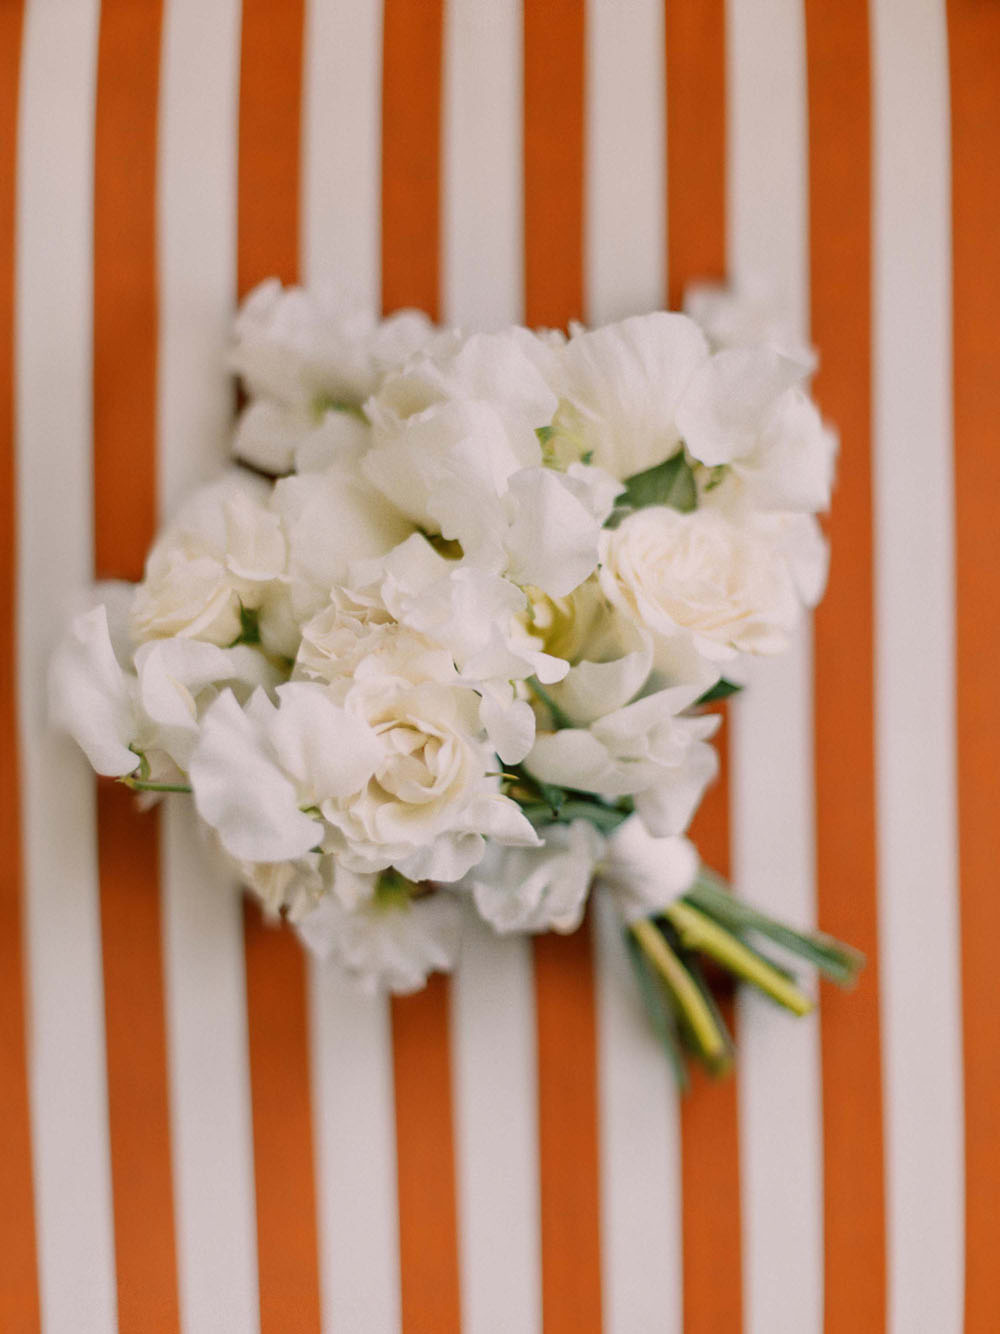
[631,919,729,1065]
[664,900,813,1016]
[526,678,574,731]
[120,776,193,795]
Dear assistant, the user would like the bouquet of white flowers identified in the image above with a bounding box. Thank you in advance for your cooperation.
[50,279,861,1084]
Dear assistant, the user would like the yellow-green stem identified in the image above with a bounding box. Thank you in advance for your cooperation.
[665,900,813,1016]
[630,918,728,1065]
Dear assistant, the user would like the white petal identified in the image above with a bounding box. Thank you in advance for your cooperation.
[545,631,653,725]
[599,817,699,921]
[677,345,806,466]
[504,468,601,597]
[479,686,536,765]
[270,682,382,797]
[232,398,304,474]
[189,690,321,862]
[49,605,139,776]
[526,728,617,793]
[633,741,719,837]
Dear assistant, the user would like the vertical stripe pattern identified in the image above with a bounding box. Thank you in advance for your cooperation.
[5,2,995,1328]
[237,4,323,1331]
[948,2,1000,1331]
[0,2,39,1326]
[804,5,887,1329]
[726,7,824,1332]
[665,6,744,1332]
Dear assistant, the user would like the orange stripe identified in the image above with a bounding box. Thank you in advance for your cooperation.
[0,2,41,1328]
[665,5,743,1330]
[390,979,462,1333]
[382,0,443,320]
[523,4,603,1330]
[92,4,180,1329]
[237,4,323,1330]
[382,6,462,1330]
[524,0,585,330]
[803,7,887,1329]
[947,3,1000,1328]
[242,904,322,1330]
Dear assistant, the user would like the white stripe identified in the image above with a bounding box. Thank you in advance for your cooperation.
[308,967,401,1334]
[593,897,681,1334]
[449,920,541,1334]
[726,4,824,1332]
[157,5,260,1329]
[442,0,523,333]
[585,5,680,1330]
[585,0,665,324]
[303,0,382,313]
[441,7,542,1330]
[302,5,402,1330]
[15,1,117,1329]
[870,3,964,1329]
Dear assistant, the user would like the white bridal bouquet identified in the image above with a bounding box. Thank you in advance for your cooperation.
[51,280,860,1083]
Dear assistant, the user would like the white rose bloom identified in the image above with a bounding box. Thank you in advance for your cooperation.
[324,671,539,881]
[295,887,465,995]
[675,345,835,514]
[130,474,286,648]
[599,506,807,669]
[526,683,719,838]
[231,279,434,473]
[547,313,709,478]
[596,816,700,922]
[460,819,605,935]
[294,587,446,685]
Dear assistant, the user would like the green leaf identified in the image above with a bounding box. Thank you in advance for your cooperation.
[520,798,632,834]
[685,870,865,987]
[624,928,689,1089]
[620,451,698,514]
[535,424,554,446]
[695,678,743,705]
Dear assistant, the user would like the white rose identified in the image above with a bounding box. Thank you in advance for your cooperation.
[599,506,804,666]
[130,474,286,648]
[325,673,539,882]
[295,587,458,693]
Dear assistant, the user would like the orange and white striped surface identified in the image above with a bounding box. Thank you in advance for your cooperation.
[1,2,996,1330]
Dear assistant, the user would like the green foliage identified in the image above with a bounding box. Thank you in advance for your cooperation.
[620,451,698,514]
[695,678,743,706]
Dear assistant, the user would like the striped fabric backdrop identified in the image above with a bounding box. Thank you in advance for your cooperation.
[1,1,995,1330]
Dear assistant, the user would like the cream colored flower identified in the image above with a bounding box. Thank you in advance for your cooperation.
[599,505,806,667]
